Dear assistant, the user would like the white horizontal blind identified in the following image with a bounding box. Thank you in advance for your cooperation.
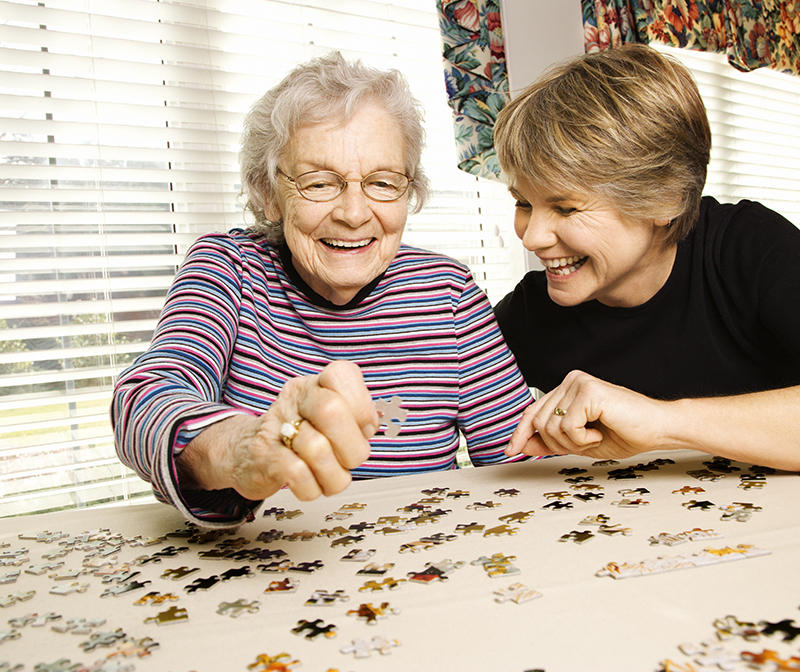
[0,0,516,517]
[652,44,800,228]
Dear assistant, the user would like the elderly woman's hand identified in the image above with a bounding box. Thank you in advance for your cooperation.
[178,360,378,502]
[505,370,670,461]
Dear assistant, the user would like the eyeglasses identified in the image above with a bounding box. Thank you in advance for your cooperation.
[277,167,412,203]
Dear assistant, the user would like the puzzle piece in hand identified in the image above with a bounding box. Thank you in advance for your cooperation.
[341,636,400,658]
[217,599,260,618]
[375,396,407,438]
[347,601,399,625]
[494,582,543,604]
[291,618,337,640]
[144,605,188,625]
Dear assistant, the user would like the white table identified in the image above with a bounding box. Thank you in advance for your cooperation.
[1,450,798,671]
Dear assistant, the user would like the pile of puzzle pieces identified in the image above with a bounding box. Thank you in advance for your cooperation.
[0,454,783,671]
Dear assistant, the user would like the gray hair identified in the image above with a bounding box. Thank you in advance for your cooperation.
[239,51,430,242]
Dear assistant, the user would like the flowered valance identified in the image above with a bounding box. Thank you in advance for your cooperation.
[437,0,509,180]
[582,0,800,76]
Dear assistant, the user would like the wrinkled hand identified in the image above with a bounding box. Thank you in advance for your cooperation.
[505,370,670,461]
[183,360,378,502]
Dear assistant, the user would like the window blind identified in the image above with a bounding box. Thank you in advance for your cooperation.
[0,0,515,517]
[652,44,800,227]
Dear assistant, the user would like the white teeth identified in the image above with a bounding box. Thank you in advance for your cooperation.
[541,256,584,269]
[541,256,587,275]
[322,238,371,249]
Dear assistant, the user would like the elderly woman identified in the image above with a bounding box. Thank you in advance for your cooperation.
[112,52,531,526]
[494,45,800,471]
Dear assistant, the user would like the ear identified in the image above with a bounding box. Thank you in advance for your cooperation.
[263,198,282,223]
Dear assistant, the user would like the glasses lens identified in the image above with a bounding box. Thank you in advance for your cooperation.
[363,171,409,201]
[295,171,345,201]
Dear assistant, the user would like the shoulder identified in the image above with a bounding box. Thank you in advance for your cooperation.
[386,245,476,289]
[183,228,279,269]
[494,270,550,319]
[699,196,800,251]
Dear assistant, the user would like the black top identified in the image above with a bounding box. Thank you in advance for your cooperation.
[494,197,800,399]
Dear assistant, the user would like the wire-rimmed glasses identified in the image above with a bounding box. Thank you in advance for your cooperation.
[277,168,412,203]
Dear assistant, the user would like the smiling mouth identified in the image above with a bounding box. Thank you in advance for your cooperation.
[321,238,374,250]
[541,255,587,276]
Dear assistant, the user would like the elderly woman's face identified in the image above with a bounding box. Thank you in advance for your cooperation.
[509,175,675,308]
[271,103,408,305]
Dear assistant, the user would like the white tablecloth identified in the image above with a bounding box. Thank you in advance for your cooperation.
[1,450,798,671]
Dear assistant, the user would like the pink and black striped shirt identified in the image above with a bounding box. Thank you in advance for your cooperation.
[112,229,532,526]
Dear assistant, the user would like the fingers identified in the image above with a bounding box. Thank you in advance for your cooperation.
[509,371,605,458]
[317,360,380,438]
[248,361,375,501]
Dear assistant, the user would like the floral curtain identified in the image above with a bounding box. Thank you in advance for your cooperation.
[437,0,508,180]
[582,1,800,76]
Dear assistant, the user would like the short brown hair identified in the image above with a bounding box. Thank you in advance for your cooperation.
[494,44,711,244]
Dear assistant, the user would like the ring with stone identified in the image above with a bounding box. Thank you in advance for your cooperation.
[553,407,567,417]
[280,419,305,450]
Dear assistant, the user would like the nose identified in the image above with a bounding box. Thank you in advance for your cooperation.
[515,207,558,252]
[333,182,371,228]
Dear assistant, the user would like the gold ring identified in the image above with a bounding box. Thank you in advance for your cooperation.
[553,407,567,417]
[280,419,304,450]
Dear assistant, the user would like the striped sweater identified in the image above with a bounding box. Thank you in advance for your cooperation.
[112,229,532,525]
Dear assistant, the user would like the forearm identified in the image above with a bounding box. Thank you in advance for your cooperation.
[176,413,280,497]
[660,386,800,471]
